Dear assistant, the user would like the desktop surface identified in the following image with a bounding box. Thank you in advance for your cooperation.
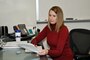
[0,48,48,60]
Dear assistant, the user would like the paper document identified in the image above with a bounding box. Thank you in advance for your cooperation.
[18,43,42,53]
[3,41,27,48]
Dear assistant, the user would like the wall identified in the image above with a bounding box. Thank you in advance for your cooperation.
[0,0,90,33]
[37,0,90,31]
[39,0,90,21]
[37,22,90,32]
[0,0,36,33]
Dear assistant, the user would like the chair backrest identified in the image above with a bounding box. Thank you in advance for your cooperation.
[0,26,8,37]
[0,26,2,37]
[70,29,90,54]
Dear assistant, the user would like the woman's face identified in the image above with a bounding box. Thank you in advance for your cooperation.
[48,10,57,24]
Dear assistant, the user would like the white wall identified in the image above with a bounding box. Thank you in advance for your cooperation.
[37,0,90,31]
[37,22,90,32]
[65,22,90,31]
[0,0,36,33]
[0,0,90,33]
[39,0,90,21]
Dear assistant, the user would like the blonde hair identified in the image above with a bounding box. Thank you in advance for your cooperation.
[48,6,64,32]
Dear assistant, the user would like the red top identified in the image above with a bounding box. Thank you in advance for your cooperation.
[31,25,73,60]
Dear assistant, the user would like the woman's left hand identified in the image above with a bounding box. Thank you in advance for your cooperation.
[38,49,48,55]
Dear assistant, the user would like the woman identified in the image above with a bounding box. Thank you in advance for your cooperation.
[31,6,73,60]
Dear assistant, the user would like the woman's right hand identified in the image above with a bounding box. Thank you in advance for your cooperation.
[38,49,48,56]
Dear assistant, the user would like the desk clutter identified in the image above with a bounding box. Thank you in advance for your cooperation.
[18,43,42,53]
[0,24,41,52]
[0,25,52,60]
[3,41,42,53]
[0,24,40,41]
[3,41,27,48]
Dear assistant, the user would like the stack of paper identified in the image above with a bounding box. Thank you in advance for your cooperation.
[18,43,42,53]
[3,41,27,48]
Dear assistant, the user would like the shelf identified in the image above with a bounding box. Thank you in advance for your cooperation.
[37,20,90,24]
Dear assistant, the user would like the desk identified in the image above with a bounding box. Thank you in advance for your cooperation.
[0,48,48,60]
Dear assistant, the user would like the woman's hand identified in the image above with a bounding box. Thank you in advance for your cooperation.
[38,49,48,55]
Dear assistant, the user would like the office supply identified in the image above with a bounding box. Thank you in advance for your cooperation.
[28,29,33,35]
[8,24,35,41]
[15,30,21,42]
[25,46,42,53]
[18,43,42,53]
[3,41,27,48]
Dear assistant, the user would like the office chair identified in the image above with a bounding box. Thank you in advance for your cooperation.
[0,26,2,37]
[70,29,90,60]
[0,26,10,42]
[0,26,8,37]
